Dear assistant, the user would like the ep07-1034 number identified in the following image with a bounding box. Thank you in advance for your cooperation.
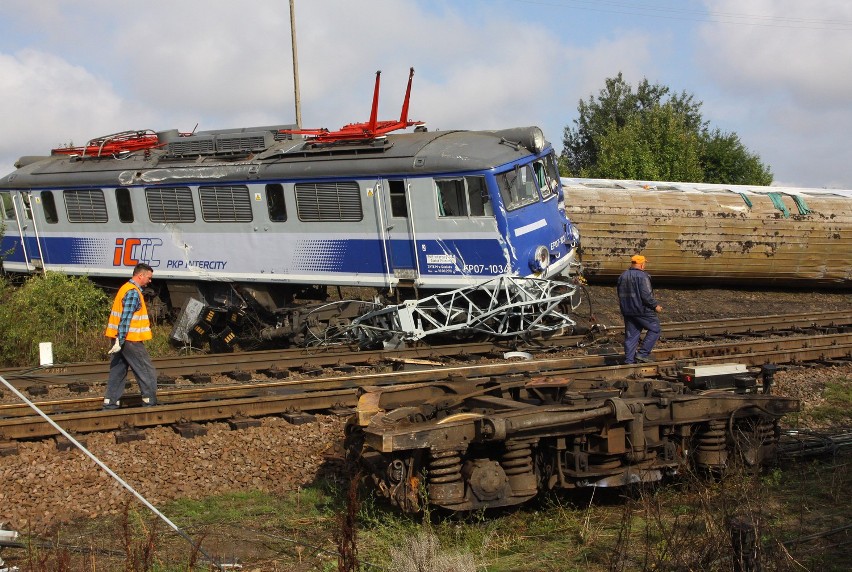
[462,264,507,274]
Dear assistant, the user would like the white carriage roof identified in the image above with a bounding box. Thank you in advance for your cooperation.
[560,177,852,199]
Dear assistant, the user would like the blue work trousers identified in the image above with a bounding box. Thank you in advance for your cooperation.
[104,340,158,408]
[623,314,661,364]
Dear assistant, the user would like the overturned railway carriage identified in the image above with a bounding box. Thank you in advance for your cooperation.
[348,370,798,511]
[561,178,852,287]
[0,125,580,345]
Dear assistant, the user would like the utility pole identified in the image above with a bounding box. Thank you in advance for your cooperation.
[289,0,302,129]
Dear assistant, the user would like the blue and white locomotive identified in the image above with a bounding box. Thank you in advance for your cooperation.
[0,72,581,346]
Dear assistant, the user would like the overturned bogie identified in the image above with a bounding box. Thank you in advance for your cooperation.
[351,372,798,511]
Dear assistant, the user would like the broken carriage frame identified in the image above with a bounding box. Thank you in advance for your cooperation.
[171,273,585,349]
[346,364,799,512]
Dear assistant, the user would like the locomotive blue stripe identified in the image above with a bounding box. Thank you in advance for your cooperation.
[1,234,511,278]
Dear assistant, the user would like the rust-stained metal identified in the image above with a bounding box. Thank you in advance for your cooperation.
[561,178,852,286]
[348,365,800,511]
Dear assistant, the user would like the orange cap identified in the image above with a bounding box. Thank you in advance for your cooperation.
[631,255,646,264]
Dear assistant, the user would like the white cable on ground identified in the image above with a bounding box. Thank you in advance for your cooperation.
[0,374,225,571]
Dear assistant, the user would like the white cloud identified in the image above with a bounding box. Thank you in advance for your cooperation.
[696,0,852,186]
[560,35,657,104]
[0,50,147,164]
[700,0,852,105]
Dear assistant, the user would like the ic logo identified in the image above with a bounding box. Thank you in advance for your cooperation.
[113,238,162,268]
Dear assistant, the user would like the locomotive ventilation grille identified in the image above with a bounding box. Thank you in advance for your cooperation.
[165,132,275,157]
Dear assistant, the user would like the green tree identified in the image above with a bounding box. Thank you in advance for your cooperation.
[701,128,773,185]
[562,73,772,185]
[594,104,703,181]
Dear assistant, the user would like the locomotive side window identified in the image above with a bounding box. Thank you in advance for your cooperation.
[295,181,362,222]
[115,188,134,223]
[466,176,491,216]
[41,191,59,223]
[436,179,466,216]
[266,184,287,222]
[436,176,491,217]
[1,192,12,219]
[496,165,539,211]
[532,161,554,200]
[63,189,108,223]
[199,185,253,222]
[388,180,407,218]
[145,187,196,223]
[22,194,33,220]
[544,152,560,196]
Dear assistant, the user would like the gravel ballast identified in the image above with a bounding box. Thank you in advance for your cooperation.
[0,284,848,532]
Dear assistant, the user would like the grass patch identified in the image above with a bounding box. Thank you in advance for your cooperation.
[789,371,852,428]
[807,379,852,426]
[6,453,852,571]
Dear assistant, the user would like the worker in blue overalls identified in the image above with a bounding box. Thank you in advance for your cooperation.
[617,254,663,364]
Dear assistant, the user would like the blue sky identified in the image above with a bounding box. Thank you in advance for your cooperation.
[1,0,850,188]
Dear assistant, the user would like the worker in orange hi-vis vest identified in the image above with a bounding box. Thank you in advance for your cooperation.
[103,263,158,409]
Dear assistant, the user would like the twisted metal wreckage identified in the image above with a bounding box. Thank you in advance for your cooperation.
[302,275,583,347]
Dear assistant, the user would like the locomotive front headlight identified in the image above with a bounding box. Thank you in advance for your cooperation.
[529,245,550,273]
[529,127,545,153]
[568,223,581,246]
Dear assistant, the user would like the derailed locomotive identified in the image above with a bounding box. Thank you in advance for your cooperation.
[0,70,582,348]
[346,364,798,511]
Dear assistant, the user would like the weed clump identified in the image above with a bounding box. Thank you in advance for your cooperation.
[388,530,476,572]
[0,272,108,366]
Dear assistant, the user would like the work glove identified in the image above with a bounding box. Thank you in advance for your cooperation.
[108,340,122,355]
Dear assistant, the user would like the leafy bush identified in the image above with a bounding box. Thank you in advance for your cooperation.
[0,272,109,366]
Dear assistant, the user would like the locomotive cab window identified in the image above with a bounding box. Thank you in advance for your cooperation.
[1,192,12,219]
[466,176,491,216]
[116,188,134,223]
[64,189,108,223]
[388,180,407,218]
[436,176,491,217]
[533,160,554,200]
[496,165,539,211]
[266,184,287,222]
[199,185,252,222]
[22,193,33,220]
[544,152,560,197]
[436,179,465,216]
[41,191,59,223]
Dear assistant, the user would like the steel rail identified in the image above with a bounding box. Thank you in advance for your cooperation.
[661,309,852,337]
[2,331,849,420]
[1,310,849,389]
[0,332,849,440]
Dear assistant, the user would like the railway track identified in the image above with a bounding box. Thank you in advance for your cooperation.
[1,309,850,390]
[1,327,850,442]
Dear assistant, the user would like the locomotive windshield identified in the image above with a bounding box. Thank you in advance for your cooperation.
[496,164,540,211]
